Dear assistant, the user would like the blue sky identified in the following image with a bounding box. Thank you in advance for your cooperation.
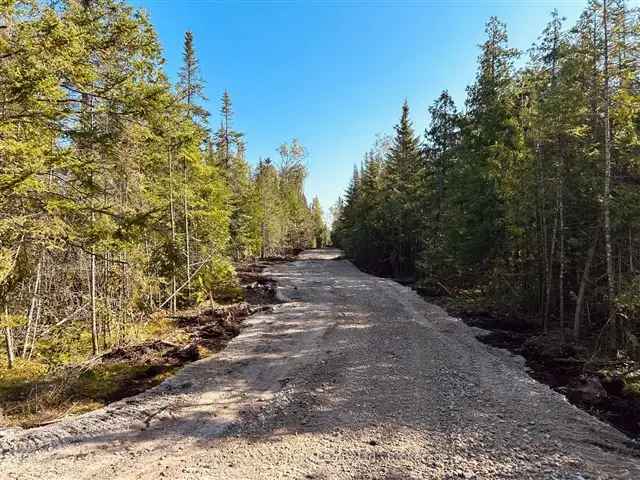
[132,0,589,219]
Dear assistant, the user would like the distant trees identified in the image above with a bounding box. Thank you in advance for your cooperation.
[276,140,314,251]
[333,1,640,356]
[0,0,326,367]
[311,196,329,249]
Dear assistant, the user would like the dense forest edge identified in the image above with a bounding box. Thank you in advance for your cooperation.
[332,1,640,437]
[0,0,328,427]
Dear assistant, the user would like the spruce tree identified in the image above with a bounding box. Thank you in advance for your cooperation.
[310,197,328,248]
[420,91,460,283]
[178,31,208,125]
[452,16,520,270]
[384,100,423,278]
[220,90,233,167]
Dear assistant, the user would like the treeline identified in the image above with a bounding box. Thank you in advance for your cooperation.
[0,0,327,365]
[333,0,640,354]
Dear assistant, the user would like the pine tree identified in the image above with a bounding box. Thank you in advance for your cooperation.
[220,90,233,168]
[452,16,520,272]
[255,158,284,257]
[419,91,461,284]
[0,0,322,376]
[178,31,208,125]
[384,100,424,278]
[177,30,208,300]
[333,2,640,359]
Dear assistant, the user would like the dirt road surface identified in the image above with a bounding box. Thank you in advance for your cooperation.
[2,249,639,479]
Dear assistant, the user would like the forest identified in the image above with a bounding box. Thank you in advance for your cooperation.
[333,0,640,360]
[0,0,327,413]
[4,0,640,473]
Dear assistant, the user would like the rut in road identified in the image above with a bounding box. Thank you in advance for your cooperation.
[1,248,639,479]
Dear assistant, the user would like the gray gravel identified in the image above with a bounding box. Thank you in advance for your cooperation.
[1,249,639,479]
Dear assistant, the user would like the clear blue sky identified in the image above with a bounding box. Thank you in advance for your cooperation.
[132,0,589,219]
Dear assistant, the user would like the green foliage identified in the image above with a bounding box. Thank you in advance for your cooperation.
[0,356,177,426]
[0,359,48,389]
[196,258,244,304]
[310,196,329,248]
[35,323,96,367]
[617,278,640,322]
[0,313,26,329]
[383,101,425,278]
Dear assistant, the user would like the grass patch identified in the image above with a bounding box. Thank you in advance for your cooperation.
[0,360,179,428]
[0,321,187,428]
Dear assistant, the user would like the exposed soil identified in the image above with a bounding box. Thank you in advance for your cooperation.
[237,261,284,307]
[450,311,640,440]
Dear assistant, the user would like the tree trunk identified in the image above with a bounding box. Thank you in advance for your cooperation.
[602,0,617,349]
[183,157,191,301]
[27,299,41,361]
[169,149,177,312]
[630,228,634,273]
[574,228,600,340]
[544,211,558,334]
[4,306,15,369]
[82,0,99,356]
[102,254,109,350]
[22,254,42,358]
[558,135,566,341]
[4,327,15,369]
[90,246,99,356]
[559,174,565,341]
[535,141,550,321]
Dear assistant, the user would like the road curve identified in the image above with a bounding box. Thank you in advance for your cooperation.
[2,248,639,479]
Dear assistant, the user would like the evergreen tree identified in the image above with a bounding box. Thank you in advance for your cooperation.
[419,91,461,285]
[452,16,521,271]
[384,101,424,278]
[218,90,234,168]
[255,158,285,257]
[178,30,208,125]
[334,2,640,358]
[310,197,328,248]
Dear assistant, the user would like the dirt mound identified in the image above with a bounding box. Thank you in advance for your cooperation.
[100,340,180,363]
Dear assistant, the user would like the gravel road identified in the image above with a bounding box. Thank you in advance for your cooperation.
[2,249,639,479]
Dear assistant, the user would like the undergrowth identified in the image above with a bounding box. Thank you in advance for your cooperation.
[0,313,186,428]
[0,302,245,425]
